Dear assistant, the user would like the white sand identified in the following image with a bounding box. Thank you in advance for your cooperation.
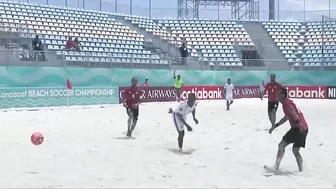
[0,99,335,188]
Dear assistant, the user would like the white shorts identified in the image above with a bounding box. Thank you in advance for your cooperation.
[173,112,185,132]
[225,95,233,101]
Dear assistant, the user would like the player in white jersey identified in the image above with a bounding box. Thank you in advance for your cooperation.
[224,78,234,110]
[168,93,199,151]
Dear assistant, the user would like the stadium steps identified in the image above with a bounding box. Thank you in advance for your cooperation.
[242,22,290,70]
[115,17,203,70]
[115,17,178,56]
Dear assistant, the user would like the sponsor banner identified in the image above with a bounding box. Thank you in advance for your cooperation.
[181,86,224,100]
[119,86,176,103]
[285,86,327,99]
[0,86,119,109]
[327,86,336,99]
[233,85,261,99]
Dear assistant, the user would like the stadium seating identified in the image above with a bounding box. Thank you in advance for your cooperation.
[0,0,335,70]
[0,1,169,67]
[302,21,336,70]
[157,20,255,69]
[261,21,303,65]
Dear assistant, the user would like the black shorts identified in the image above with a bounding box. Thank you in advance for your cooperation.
[268,101,279,112]
[283,128,308,148]
[126,107,139,120]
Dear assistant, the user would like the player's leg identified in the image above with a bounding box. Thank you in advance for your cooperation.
[130,108,139,136]
[268,102,277,127]
[274,128,295,170]
[292,146,303,171]
[178,130,185,151]
[228,95,233,109]
[272,102,279,126]
[126,108,134,137]
[173,112,185,150]
[292,128,308,171]
[274,140,289,170]
[225,95,231,110]
[175,88,181,101]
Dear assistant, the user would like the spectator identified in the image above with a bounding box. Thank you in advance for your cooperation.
[73,37,81,52]
[31,35,46,61]
[143,77,149,87]
[179,42,188,65]
[66,37,75,50]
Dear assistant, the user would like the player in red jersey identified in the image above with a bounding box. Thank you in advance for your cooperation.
[268,88,308,172]
[261,73,283,129]
[123,77,143,137]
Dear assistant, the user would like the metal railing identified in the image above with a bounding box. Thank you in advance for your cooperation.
[0,48,333,71]
[6,0,336,22]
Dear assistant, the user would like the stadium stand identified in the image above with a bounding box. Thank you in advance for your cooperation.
[0,0,335,70]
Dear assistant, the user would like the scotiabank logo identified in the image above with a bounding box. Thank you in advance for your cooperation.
[285,86,327,99]
[181,86,224,100]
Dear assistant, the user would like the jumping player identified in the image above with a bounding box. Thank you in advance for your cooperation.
[268,88,308,172]
[123,77,143,137]
[224,78,234,110]
[168,93,198,152]
[261,73,283,129]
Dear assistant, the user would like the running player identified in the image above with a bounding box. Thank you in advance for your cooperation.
[168,93,198,152]
[261,73,283,129]
[123,77,143,137]
[268,88,308,172]
[224,78,234,110]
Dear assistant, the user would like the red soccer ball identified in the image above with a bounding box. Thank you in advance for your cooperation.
[31,132,44,145]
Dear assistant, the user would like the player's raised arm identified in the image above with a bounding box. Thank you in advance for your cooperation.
[173,70,176,79]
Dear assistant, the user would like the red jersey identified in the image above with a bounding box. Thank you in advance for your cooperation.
[282,98,308,130]
[264,82,283,101]
[124,86,143,107]
[143,83,149,87]
[66,40,74,49]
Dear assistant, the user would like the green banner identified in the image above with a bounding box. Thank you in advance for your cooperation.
[0,86,119,109]
[0,66,335,109]
[0,67,335,87]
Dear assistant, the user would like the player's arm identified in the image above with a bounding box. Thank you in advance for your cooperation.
[135,91,144,106]
[269,115,287,134]
[260,83,268,100]
[173,70,176,79]
[263,83,268,94]
[122,90,130,107]
[274,116,288,128]
[192,109,199,124]
[224,85,226,96]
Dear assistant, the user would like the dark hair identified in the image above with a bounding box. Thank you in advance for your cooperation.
[279,87,287,97]
[188,93,196,99]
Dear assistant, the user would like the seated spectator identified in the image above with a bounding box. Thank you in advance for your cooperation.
[66,37,75,50]
[73,37,81,52]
